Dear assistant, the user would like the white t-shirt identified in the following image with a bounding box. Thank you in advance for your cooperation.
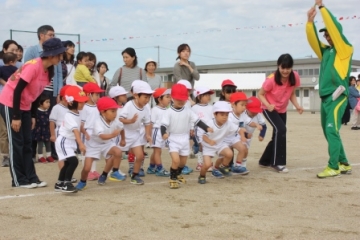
[58,111,81,140]
[161,105,199,134]
[65,63,76,85]
[244,110,266,134]
[91,115,124,144]
[200,118,239,144]
[80,103,99,130]
[228,111,252,129]
[192,104,213,122]
[49,103,68,132]
[151,106,167,128]
[120,100,151,132]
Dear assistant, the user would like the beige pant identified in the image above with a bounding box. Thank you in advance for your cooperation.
[0,116,9,155]
[350,110,360,127]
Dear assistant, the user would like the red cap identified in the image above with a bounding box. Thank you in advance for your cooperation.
[64,86,89,103]
[83,82,105,94]
[171,84,188,101]
[97,97,120,111]
[59,85,71,97]
[221,79,237,88]
[153,88,171,98]
[230,92,248,103]
[246,97,262,113]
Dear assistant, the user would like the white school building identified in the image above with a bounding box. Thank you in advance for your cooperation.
[156,58,360,112]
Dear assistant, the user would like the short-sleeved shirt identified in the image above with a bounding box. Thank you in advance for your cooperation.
[244,110,266,134]
[0,58,49,110]
[119,100,151,132]
[80,104,99,130]
[49,103,68,133]
[0,65,17,82]
[58,111,81,139]
[199,118,239,144]
[91,115,124,144]
[262,71,301,113]
[151,105,167,128]
[192,104,213,122]
[161,105,199,134]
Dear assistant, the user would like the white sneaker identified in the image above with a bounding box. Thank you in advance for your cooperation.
[118,170,126,177]
[36,181,47,187]
[19,183,38,189]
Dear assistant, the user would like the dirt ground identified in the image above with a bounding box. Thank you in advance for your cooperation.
[0,112,359,240]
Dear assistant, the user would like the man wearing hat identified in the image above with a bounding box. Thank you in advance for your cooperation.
[306,0,353,178]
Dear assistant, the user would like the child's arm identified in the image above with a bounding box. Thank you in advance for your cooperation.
[80,122,90,140]
[99,129,121,140]
[258,124,267,141]
[119,129,126,147]
[202,134,216,146]
[0,78,6,86]
[238,128,248,143]
[195,120,213,133]
[49,121,56,142]
[120,114,138,124]
[80,65,96,83]
[145,124,152,143]
[73,129,86,154]
[248,121,263,131]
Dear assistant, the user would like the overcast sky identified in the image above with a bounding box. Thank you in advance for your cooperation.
[1,0,359,77]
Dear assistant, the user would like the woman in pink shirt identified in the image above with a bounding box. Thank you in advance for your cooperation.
[0,38,66,189]
[258,54,303,173]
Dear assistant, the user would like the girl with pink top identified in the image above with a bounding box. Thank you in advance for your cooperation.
[257,54,303,173]
[0,38,66,189]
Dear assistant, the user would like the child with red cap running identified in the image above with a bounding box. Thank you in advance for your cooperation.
[161,84,213,189]
[76,97,125,190]
[147,87,171,177]
[54,86,89,193]
[80,82,105,181]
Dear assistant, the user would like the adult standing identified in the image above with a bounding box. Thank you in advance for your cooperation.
[258,54,303,173]
[87,52,101,86]
[173,43,199,88]
[61,40,76,85]
[306,0,353,178]
[107,47,147,95]
[347,76,359,128]
[97,61,110,97]
[0,38,66,188]
[145,58,161,106]
[0,40,22,68]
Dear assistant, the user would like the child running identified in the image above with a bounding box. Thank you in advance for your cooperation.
[161,84,213,189]
[54,86,89,193]
[147,87,171,177]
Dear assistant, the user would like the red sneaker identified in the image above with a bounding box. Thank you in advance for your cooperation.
[93,171,101,178]
[38,157,47,163]
[87,171,98,181]
[46,156,55,163]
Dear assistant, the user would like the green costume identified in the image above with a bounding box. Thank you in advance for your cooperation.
[306,6,353,170]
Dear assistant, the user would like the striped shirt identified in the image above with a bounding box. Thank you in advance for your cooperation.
[108,66,147,95]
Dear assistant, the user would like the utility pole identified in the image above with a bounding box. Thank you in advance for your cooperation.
[155,46,160,67]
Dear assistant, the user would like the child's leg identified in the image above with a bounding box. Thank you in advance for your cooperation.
[127,149,135,170]
[232,142,247,166]
[80,157,94,181]
[196,143,204,171]
[200,155,212,177]
[169,152,181,188]
[177,155,188,183]
[44,141,51,159]
[37,140,44,159]
[90,161,97,173]
[58,161,64,170]
[130,146,144,178]
[215,148,233,177]
[57,160,68,182]
[107,146,125,181]
[64,156,79,182]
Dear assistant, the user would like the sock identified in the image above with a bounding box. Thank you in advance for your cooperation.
[197,152,203,164]
[91,161,97,172]
[38,154,43,158]
[113,168,119,172]
[241,159,247,168]
[200,174,206,178]
[156,164,163,171]
[80,179,87,183]
[46,152,51,158]
[150,163,156,169]
[170,168,177,180]
[101,171,108,177]
[178,167,184,175]
[131,172,138,179]
[220,164,227,168]
[235,161,242,167]
[128,153,135,169]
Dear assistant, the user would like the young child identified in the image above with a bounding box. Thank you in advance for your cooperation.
[147,87,171,177]
[219,79,237,102]
[192,86,215,171]
[76,97,125,190]
[80,82,105,180]
[74,51,96,87]
[54,86,89,193]
[161,84,213,189]
[0,52,18,93]
[242,97,267,169]
[198,101,241,184]
[119,81,153,185]
[33,94,54,163]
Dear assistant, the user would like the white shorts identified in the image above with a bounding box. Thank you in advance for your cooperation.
[202,142,229,158]
[139,126,147,145]
[245,139,252,149]
[223,135,241,147]
[85,139,117,160]
[120,130,142,151]
[55,136,77,161]
[151,128,165,148]
[168,133,189,156]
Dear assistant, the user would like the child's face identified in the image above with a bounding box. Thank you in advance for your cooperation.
[172,99,186,108]
[79,56,89,65]
[116,95,127,105]
[214,112,229,125]
[222,88,236,102]
[159,94,171,107]
[61,98,68,106]
[102,109,117,122]
[89,93,101,104]
[42,99,51,110]
[78,102,85,111]
[199,93,211,104]
[232,100,247,114]
[135,94,151,107]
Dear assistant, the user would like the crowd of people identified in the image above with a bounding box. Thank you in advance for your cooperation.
[0,0,354,193]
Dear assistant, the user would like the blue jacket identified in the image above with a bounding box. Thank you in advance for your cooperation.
[24,44,63,97]
[348,86,360,109]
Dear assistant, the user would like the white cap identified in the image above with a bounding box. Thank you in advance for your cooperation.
[193,86,215,98]
[131,80,145,89]
[133,81,154,94]
[177,79,192,90]
[109,86,128,98]
[145,58,157,66]
[212,101,232,113]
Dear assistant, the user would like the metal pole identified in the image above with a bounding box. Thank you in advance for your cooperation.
[155,46,160,67]
[10,29,12,40]
[78,34,81,52]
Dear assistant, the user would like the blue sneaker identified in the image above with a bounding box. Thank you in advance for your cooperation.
[181,165,193,175]
[198,176,206,184]
[139,168,145,177]
[98,175,107,185]
[211,169,225,179]
[130,175,144,185]
[109,171,126,181]
[155,168,170,177]
[146,166,156,174]
[75,181,87,191]
[219,166,232,177]
[231,166,249,175]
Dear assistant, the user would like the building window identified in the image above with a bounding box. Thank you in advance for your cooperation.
[252,90,256,96]
[303,69,309,76]
[304,89,309,97]
[295,89,300,97]
[298,69,303,76]
[314,68,319,75]
[309,69,314,76]
[216,90,221,97]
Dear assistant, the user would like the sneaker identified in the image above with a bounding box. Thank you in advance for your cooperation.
[195,163,202,171]
[211,169,225,179]
[1,156,9,167]
[75,181,87,191]
[339,163,352,174]
[155,168,170,177]
[19,183,37,189]
[38,157,47,163]
[71,178,77,183]
[181,165,193,175]
[87,171,98,181]
[109,171,126,181]
[138,168,145,177]
[219,166,232,176]
[62,182,78,193]
[118,170,126,177]
[46,156,55,163]
[192,144,199,155]
[231,166,250,175]
[146,166,156,174]
[259,162,271,168]
[271,165,289,173]
[198,176,206,184]
[93,171,101,179]
[130,175,144,185]
[177,174,186,184]
[317,167,340,178]
[169,179,180,189]
[54,182,64,192]
[36,181,47,187]
[98,175,107,185]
